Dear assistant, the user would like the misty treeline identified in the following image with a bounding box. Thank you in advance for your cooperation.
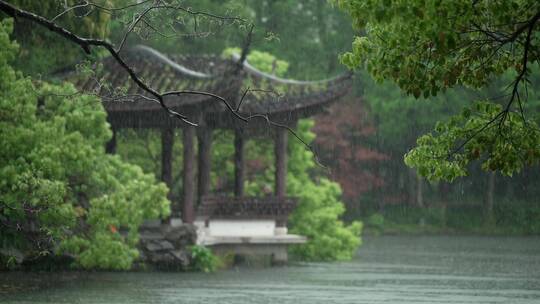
[318,71,540,234]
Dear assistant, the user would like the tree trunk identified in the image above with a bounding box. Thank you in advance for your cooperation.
[161,128,174,224]
[197,128,212,203]
[416,173,424,208]
[274,129,288,197]
[408,168,416,206]
[234,130,245,197]
[182,127,196,224]
[416,172,425,227]
[484,171,496,226]
[438,182,450,228]
[105,127,117,154]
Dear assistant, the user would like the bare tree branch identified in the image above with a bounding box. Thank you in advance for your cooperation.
[0,0,327,161]
[0,0,233,126]
[439,9,540,159]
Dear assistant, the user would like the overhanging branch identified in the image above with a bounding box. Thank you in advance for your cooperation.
[0,0,325,159]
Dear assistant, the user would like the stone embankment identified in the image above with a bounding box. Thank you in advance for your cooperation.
[138,220,197,270]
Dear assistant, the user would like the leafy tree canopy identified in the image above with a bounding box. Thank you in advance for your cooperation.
[0,19,169,269]
[335,0,540,181]
[5,0,113,75]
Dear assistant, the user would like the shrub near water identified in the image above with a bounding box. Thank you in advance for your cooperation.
[190,245,218,272]
[287,121,363,261]
[0,19,170,270]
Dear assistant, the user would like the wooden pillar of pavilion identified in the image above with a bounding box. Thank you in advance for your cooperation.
[105,127,117,154]
[197,128,213,202]
[274,128,288,198]
[161,128,174,223]
[234,129,245,197]
[274,128,288,229]
[183,126,196,224]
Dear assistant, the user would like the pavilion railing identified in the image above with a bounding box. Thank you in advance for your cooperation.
[197,196,298,220]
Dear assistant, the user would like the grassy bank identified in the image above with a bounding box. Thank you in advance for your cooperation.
[360,203,540,236]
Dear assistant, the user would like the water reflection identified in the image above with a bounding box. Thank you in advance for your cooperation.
[1,236,539,303]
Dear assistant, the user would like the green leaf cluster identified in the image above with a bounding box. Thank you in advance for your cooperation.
[405,101,540,181]
[336,0,540,180]
[5,0,114,75]
[0,19,169,270]
[335,0,537,97]
[189,245,218,273]
[223,47,290,77]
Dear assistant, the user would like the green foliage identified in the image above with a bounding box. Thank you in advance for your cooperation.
[376,203,540,235]
[494,200,540,234]
[58,154,170,270]
[245,0,354,79]
[336,0,540,181]
[116,129,186,197]
[359,70,472,152]
[223,48,289,76]
[6,0,113,74]
[286,120,362,261]
[445,205,484,231]
[0,19,169,270]
[405,101,540,181]
[383,206,446,227]
[190,245,218,273]
[109,0,250,59]
[335,0,536,96]
[116,129,163,178]
[366,213,385,231]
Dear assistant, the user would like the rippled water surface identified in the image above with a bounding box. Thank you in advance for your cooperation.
[1,236,540,303]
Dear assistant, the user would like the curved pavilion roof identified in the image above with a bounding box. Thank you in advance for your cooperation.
[68,45,352,130]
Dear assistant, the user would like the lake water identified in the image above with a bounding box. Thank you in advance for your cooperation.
[1,236,540,303]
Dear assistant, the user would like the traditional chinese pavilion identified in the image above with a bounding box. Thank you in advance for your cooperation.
[71,45,352,263]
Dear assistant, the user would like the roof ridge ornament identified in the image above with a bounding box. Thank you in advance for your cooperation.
[131,45,213,79]
[231,53,352,85]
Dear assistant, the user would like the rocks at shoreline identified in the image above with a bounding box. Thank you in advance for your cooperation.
[138,222,197,270]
